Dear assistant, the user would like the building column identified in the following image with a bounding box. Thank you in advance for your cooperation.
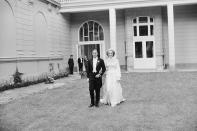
[167,3,175,70]
[109,8,117,53]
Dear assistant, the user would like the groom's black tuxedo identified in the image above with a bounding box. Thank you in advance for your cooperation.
[86,58,106,106]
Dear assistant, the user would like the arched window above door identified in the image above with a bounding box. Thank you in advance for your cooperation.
[79,21,104,42]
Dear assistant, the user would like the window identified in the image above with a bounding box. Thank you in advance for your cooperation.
[133,18,137,24]
[150,25,154,36]
[146,41,153,58]
[99,26,104,40]
[150,18,154,23]
[79,21,104,42]
[139,26,148,36]
[79,28,83,41]
[135,42,143,58]
[134,26,137,36]
[132,16,154,37]
[139,17,148,23]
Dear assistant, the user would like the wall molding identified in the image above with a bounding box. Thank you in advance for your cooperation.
[0,56,63,63]
[60,0,197,13]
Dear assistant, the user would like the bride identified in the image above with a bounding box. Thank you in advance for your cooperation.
[100,49,125,107]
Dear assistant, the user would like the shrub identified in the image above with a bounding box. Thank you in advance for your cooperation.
[0,69,69,92]
[13,67,23,84]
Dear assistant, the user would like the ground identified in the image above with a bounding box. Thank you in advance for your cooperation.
[0,72,197,131]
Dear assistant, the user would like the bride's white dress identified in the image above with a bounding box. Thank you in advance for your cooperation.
[100,57,125,107]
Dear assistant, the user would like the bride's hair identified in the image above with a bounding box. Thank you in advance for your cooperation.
[106,49,115,57]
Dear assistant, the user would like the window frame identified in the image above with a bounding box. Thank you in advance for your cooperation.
[79,20,104,42]
[132,16,154,37]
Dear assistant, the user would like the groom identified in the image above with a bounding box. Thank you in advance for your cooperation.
[86,49,106,108]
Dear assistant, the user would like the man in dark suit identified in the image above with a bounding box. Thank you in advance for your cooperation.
[68,55,74,74]
[86,49,106,108]
[84,55,88,72]
[78,57,83,73]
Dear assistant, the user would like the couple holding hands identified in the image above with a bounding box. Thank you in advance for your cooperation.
[86,49,125,108]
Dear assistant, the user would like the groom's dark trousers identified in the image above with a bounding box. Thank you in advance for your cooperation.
[87,58,106,106]
[89,74,102,105]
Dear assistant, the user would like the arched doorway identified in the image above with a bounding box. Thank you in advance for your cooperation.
[78,20,105,60]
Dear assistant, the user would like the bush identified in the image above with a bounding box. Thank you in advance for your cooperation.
[13,67,23,84]
[0,69,69,92]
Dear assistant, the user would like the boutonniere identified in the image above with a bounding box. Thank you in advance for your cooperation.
[97,60,100,63]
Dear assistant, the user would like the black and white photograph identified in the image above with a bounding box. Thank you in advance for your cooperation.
[1,0,197,130]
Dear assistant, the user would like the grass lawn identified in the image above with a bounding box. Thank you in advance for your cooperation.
[0,72,197,131]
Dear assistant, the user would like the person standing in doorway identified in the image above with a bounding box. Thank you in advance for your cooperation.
[68,55,74,75]
[84,55,88,72]
[78,56,83,74]
[86,49,106,108]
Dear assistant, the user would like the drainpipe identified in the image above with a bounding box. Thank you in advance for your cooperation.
[124,41,127,71]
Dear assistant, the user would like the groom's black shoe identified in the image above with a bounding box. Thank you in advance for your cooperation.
[95,104,99,107]
[88,104,94,108]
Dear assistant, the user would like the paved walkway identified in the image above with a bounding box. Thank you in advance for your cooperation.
[0,73,81,105]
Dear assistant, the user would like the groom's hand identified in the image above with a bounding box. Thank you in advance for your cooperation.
[95,74,101,78]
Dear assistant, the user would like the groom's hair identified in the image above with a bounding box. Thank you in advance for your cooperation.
[92,49,100,58]
[92,49,98,53]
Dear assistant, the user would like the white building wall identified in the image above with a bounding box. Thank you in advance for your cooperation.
[0,0,17,78]
[116,10,126,68]
[174,5,197,66]
[125,7,164,71]
[0,0,71,79]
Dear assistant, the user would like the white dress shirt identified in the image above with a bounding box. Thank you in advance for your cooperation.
[93,57,98,73]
